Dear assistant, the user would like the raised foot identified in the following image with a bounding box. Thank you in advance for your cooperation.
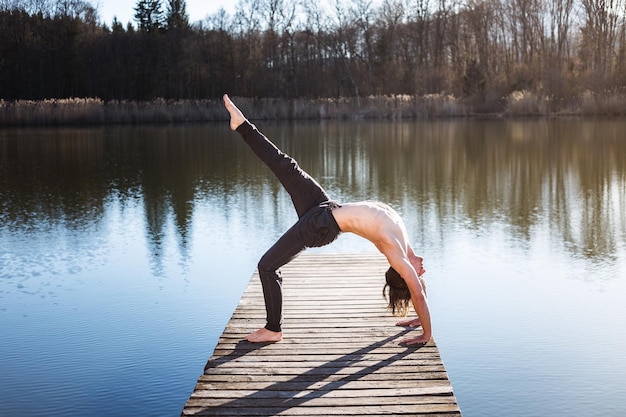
[223,94,247,131]
[246,328,283,343]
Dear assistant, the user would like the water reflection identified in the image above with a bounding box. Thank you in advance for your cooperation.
[1,119,625,417]
[1,119,625,279]
[312,119,626,267]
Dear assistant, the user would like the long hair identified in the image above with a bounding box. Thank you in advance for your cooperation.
[383,267,411,317]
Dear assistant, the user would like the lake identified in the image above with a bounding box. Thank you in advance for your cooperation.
[1,118,625,417]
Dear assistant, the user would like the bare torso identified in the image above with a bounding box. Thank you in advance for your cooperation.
[331,201,431,345]
[331,201,411,256]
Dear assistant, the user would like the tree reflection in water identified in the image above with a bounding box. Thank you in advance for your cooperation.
[1,118,625,278]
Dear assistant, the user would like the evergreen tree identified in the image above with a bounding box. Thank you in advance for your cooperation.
[134,0,162,32]
[111,16,124,33]
[166,0,188,31]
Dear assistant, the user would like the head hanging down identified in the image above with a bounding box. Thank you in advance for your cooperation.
[383,266,412,316]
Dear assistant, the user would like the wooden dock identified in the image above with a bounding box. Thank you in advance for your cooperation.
[182,253,462,416]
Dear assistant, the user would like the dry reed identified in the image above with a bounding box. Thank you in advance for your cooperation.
[2,92,626,127]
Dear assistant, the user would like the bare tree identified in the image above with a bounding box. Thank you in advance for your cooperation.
[403,0,431,92]
[504,0,546,88]
[232,0,263,95]
[579,0,624,83]
[350,0,376,91]
[458,0,492,95]
[375,0,406,93]
[547,0,574,63]
[325,0,362,98]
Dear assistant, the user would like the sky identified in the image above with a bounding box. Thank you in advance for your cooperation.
[96,0,236,26]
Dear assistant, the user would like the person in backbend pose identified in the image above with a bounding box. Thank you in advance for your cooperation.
[223,94,431,346]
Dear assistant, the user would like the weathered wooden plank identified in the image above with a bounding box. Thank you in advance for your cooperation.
[192,379,452,391]
[218,327,418,336]
[205,359,445,368]
[197,370,450,382]
[185,396,458,408]
[188,387,454,399]
[186,398,458,411]
[212,341,440,349]
[202,365,447,375]
[183,405,459,416]
[182,253,461,417]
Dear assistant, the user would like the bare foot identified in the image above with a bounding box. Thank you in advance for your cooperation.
[400,333,430,346]
[223,94,246,131]
[396,317,422,328]
[246,328,283,343]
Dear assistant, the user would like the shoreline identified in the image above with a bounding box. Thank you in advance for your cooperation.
[2,92,626,127]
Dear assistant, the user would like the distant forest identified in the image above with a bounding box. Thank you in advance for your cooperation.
[1,0,626,112]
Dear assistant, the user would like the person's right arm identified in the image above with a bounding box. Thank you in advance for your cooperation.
[407,245,427,295]
[380,245,432,345]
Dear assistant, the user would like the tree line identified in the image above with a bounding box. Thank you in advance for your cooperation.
[1,0,626,112]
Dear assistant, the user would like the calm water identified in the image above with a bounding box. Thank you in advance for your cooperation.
[1,119,625,417]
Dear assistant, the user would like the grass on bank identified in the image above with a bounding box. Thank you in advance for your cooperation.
[1,91,626,126]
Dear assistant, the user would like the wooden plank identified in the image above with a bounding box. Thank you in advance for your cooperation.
[182,253,462,416]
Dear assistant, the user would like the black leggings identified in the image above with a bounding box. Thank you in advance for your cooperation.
[236,121,342,332]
